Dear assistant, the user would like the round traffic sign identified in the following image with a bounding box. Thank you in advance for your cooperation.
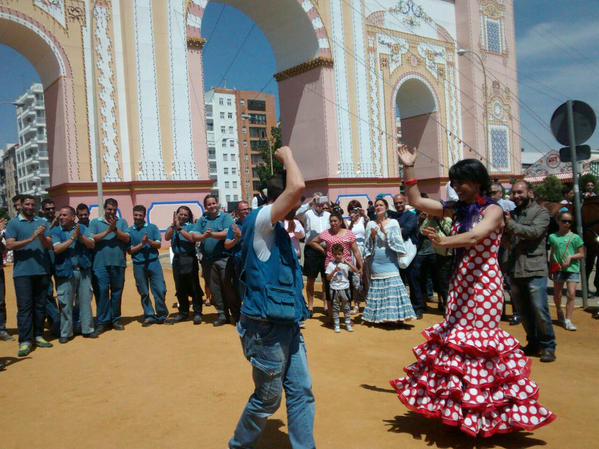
[550,100,596,146]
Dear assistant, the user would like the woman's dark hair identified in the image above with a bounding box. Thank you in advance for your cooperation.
[329,211,347,229]
[375,198,389,209]
[203,194,218,208]
[331,243,344,254]
[347,200,362,212]
[448,159,492,197]
[176,205,193,223]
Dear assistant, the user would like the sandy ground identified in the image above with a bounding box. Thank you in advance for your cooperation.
[1,263,598,449]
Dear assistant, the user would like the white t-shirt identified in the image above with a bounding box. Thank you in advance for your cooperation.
[304,208,331,243]
[284,219,305,258]
[253,205,276,262]
[347,216,366,247]
[325,261,350,290]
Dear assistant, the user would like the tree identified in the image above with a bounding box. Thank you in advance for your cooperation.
[255,126,284,189]
[533,175,564,202]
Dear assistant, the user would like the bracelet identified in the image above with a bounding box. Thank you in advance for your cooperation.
[404,179,418,187]
[403,164,415,168]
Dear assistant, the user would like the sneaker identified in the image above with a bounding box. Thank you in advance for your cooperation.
[345,322,354,332]
[540,349,556,363]
[18,342,32,357]
[564,319,577,331]
[168,313,190,324]
[0,330,14,341]
[334,325,341,333]
[509,315,522,326]
[112,321,125,331]
[35,337,53,348]
[193,314,203,325]
[213,316,228,327]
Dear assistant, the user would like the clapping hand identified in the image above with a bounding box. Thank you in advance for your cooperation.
[72,224,81,241]
[232,224,242,240]
[108,217,118,231]
[33,225,46,239]
[397,144,416,167]
[142,234,149,246]
[370,226,378,240]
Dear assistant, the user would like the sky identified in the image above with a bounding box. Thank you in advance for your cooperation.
[1,0,599,160]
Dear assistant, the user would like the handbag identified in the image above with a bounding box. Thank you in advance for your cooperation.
[398,237,417,269]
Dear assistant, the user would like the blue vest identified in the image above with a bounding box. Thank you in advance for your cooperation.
[240,208,308,323]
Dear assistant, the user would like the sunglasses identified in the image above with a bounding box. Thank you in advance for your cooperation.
[490,190,501,194]
[561,220,572,224]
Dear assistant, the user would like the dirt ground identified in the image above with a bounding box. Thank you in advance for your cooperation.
[1,263,598,449]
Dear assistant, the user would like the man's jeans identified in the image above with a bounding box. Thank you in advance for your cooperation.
[511,276,556,351]
[47,279,60,337]
[133,261,168,322]
[94,266,125,326]
[229,317,316,449]
[14,275,50,343]
[209,258,234,320]
[0,268,6,331]
[56,269,94,338]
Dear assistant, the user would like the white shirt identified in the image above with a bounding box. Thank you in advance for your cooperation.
[284,219,305,258]
[325,261,350,290]
[347,216,366,247]
[254,205,276,262]
[304,208,330,244]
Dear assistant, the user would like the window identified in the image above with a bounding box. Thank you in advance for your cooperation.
[243,141,248,147]
[220,126,226,133]
[484,17,503,53]
[228,112,233,119]
[220,112,225,119]
[227,98,232,106]
[250,139,268,150]
[226,195,231,202]
[250,128,267,139]
[208,147,216,159]
[225,181,230,188]
[245,168,250,174]
[219,98,224,105]
[206,120,214,131]
[224,167,229,174]
[242,127,247,134]
[232,168,237,175]
[229,140,235,147]
[228,126,234,134]
[249,113,267,125]
[247,100,266,111]
[234,195,239,201]
[489,125,510,170]
[240,100,245,106]
[233,181,238,188]
[209,161,217,173]
[223,154,228,161]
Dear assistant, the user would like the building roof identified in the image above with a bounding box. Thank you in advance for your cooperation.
[523,149,598,183]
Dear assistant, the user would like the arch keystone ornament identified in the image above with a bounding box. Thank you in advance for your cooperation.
[3,0,521,222]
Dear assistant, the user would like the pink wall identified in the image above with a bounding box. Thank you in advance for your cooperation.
[278,65,339,180]
[188,46,209,179]
[44,78,71,185]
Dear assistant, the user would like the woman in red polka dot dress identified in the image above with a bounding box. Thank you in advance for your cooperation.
[390,146,556,437]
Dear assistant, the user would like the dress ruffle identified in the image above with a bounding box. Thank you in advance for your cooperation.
[390,322,556,437]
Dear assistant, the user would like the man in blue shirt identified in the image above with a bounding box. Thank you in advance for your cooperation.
[5,194,54,356]
[49,206,97,343]
[40,198,60,337]
[223,201,251,323]
[0,217,13,341]
[128,205,169,326]
[89,198,130,332]
[229,147,315,449]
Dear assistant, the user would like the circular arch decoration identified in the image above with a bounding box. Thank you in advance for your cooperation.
[185,0,332,72]
[393,73,440,118]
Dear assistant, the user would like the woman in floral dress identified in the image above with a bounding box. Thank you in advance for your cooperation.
[390,146,556,437]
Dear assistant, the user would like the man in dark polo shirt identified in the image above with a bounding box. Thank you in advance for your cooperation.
[89,198,130,333]
[128,205,169,326]
[41,197,60,337]
[49,206,97,343]
[5,194,54,356]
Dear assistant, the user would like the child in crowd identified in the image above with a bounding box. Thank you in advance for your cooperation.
[325,243,356,333]
[548,211,585,331]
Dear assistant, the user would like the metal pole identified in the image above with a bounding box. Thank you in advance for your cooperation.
[89,0,104,216]
[567,100,588,308]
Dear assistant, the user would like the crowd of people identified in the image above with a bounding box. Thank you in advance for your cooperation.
[2,142,597,443]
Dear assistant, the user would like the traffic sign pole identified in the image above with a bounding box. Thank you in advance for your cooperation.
[567,100,589,308]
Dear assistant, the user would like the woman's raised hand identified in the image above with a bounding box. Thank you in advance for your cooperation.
[397,144,416,167]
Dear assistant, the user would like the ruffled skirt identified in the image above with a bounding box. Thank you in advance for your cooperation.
[362,275,415,323]
[390,321,556,437]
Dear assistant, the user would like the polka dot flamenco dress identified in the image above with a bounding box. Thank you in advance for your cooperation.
[390,220,556,437]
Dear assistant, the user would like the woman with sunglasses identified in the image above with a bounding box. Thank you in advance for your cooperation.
[548,211,584,331]
[390,144,555,437]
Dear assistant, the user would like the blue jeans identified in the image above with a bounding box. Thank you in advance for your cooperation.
[14,275,50,343]
[56,269,94,337]
[229,317,316,449]
[94,266,125,325]
[0,268,6,331]
[47,279,60,337]
[133,261,168,322]
[511,276,556,351]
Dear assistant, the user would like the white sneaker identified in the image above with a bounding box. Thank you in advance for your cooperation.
[564,319,577,331]
[345,322,353,332]
[334,325,341,333]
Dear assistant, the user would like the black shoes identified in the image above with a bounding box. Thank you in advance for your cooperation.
[0,330,14,341]
[509,315,522,326]
[593,311,599,320]
[169,313,190,324]
[521,344,540,357]
[540,349,556,363]
[58,337,71,344]
[83,332,98,339]
[213,316,228,327]
[112,322,125,331]
[193,314,203,325]
[141,317,155,327]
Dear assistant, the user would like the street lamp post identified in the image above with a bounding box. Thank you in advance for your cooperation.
[89,0,104,216]
[457,48,489,162]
